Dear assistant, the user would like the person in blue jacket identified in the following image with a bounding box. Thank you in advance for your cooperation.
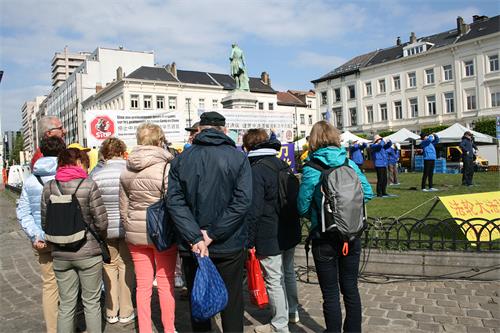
[349,140,367,170]
[386,143,400,185]
[16,136,66,333]
[460,131,477,186]
[370,135,392,197]
[420,133,439,191]
[297,121,373,333]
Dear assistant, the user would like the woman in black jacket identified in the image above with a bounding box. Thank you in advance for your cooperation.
[244,129,301,333]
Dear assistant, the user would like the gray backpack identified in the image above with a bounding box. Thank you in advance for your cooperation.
[305,158,366,255]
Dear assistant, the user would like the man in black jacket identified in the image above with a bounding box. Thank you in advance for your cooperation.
[460,131,477,186]
[167,111,252,332]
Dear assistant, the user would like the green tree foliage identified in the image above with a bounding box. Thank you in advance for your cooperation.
[9,132,24,165]
[356,133,368,139]
[378,130,395,138]
[420,125,449,137]
[473,118,495,137]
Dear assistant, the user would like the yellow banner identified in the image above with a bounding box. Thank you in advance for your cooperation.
[440,192,500,242]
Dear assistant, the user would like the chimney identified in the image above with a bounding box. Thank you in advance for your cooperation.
[261,71,271,86]
[409,32,416,44]
[96,84,103,93]
[171,62,177,77]
[116,66,123,80]
[396,36,401,46]
[457,16,469,35]
[472,15,488,22]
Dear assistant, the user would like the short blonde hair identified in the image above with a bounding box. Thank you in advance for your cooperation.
[308,121,341,152]
[136,123,165,146]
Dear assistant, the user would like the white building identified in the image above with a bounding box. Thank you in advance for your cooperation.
[313,15,500,136]
[21,96,45,154]
[42,47,155,143]
[277,90,317,139]
[51,47,90,88]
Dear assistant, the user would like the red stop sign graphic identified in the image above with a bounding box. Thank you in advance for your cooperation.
[90,116,115,140]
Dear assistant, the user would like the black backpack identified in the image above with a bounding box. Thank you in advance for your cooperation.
[305,158,366,255]
[252,158,301,247]
[44,180,88,252]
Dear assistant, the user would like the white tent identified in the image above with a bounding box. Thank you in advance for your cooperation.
[385,128,420,143]
[435,123,495,144]
[341,131,370,146]
[294,137,308,150]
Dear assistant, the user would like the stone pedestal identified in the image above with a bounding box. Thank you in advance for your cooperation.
[221,90,257,109]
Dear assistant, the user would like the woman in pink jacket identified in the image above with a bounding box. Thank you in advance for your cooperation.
[119,123,176,333]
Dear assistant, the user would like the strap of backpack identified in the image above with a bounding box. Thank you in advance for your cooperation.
[160,162,168,196]
[55,179,85,196]
[35,175,45,187]
[304,159,326,172]
[254,157,281,173]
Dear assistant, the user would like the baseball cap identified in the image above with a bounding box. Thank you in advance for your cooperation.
[185,122,200,132]
[199,112,225,126]
[68,143,91,152]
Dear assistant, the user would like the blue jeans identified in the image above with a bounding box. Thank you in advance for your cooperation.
[312,233,362,333]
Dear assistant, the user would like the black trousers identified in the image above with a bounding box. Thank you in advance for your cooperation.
[375,167,388,196]
[421,160,435,189]
[463,157,475,186]
[182,249,245,333]
[312,233,362,333]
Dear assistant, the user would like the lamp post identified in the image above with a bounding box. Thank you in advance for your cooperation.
[187,98,191,128]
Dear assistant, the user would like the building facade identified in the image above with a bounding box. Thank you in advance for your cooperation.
[277,90,317,138]
[21,96,45,154]
[313,15,500,136]
[51,47,89,88]
[41,47,155,144]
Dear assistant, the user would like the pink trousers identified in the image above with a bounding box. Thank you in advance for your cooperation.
[128,243,177,333]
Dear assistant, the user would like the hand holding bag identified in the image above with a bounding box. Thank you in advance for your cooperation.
[147,162,175,251]
[246,248,269,309]
[191,254,228,321]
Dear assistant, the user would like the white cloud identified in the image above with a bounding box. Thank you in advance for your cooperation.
[293,51,346,71]
[0,85,50,131]
[406,6,480,36]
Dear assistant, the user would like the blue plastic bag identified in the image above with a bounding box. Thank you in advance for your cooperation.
[191,254,228,321]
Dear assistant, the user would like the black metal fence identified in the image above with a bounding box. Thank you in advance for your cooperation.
[362,217,500,252]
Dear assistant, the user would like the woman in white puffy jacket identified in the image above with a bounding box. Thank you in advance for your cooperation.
[91,137,135,325]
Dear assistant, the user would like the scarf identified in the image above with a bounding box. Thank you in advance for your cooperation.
[55,165,88,182]
[247,148,279,158]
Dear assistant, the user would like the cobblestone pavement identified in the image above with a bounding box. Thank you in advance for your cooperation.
[1,188,499,333]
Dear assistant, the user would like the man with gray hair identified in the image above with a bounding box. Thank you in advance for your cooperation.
[31,116,66,168]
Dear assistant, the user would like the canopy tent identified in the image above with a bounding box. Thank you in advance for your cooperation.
[340,131,371,146]
[385,128,420,143]
[435,123,495,144]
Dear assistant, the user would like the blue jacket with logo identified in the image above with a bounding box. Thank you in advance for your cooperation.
[421,134,439,160]
[349,143,367,165]
[370,139,392,167]
[386,146,399,165]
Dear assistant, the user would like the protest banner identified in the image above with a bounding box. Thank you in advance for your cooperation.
[439,191,500,241]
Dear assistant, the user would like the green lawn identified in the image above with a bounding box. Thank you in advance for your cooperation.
[365,171,500,219]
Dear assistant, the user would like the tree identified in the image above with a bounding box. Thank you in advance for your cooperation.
[9,132,24,165]
[420,125,449,137]
[378,130,395,138]
[473,118,495,137]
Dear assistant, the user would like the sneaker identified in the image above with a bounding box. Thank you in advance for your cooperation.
[289,311,300,324]
[429,188,439,192]
[394,183,401,185]
[422,188,430,192]
[153,278,157,287]
[254,324,278,333]
[119,312,135,324]
[175,276,184,288]
[106,315,119,324]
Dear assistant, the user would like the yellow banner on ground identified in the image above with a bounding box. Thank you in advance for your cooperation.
[440,192,500,242]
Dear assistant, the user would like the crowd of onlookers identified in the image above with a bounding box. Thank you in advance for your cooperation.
[16,114,479,333]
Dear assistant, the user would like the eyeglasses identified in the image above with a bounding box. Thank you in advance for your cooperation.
[48,126,64,132]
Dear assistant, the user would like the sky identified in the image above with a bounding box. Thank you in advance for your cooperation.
[0,0,498,131]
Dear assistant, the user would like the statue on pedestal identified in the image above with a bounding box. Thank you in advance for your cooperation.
[230,43,250,91]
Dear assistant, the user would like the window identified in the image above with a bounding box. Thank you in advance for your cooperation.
[333,107,343,128]
[130,95,139,109]
[307,101,312,108]
[321,91,327,105]
[144,95,152,109]
[258,102,264,110]
[378,79,386,93]
[334,88,341,102]
[168,96,176,110]
[425,68,434,84]
[489,55,499,72]
[198,98,205,110]
[366,105,373,124]
[300,114,305,125]
[464,60,474,77]
[408,72,416,88]
[466,93,476,110]
[349,108,357,126]
[348,85,355,99]
[269,103,274,110]
[365,82,372,96]
[300,131,306,138]
[185,98,191,110]
[393,75,401,90]
[379,103,387,121]
[394,101,402,119]
[156,96,164,109]
[409,98,418,118]
[492,92,500,107]
[308,115,313,125]
[444,92,454,113]
[426,95,436,115]
[443,65,453,81]
[212,99,218,109]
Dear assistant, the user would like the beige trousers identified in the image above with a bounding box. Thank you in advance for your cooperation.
[103,238,135,318]
[37,250,59,333]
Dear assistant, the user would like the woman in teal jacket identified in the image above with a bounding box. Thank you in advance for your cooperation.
[297,121,373,333]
